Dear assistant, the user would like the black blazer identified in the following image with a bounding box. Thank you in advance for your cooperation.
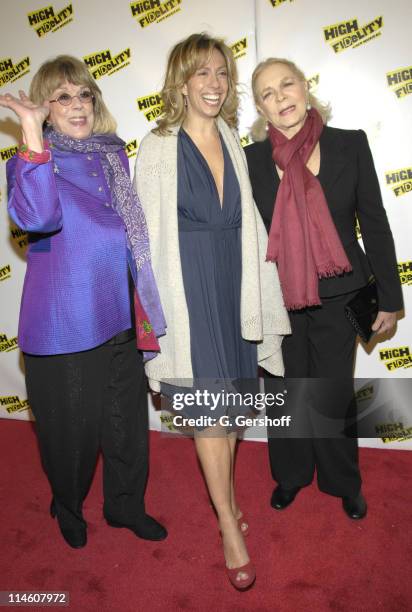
[245,126,403,312]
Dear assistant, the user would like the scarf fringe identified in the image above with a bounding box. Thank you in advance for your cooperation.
[286,299,322,311]
[317,263,352,278]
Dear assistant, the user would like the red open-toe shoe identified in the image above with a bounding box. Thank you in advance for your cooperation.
[226,560,256,590]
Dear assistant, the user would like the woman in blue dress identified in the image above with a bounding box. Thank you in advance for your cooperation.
[134,34,290,590]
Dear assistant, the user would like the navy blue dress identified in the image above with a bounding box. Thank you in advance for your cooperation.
[164,128,257,423]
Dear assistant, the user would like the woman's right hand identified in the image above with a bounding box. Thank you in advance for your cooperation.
[0,90,50,152]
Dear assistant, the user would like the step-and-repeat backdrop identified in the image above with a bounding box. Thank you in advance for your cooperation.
[1,0,410,449]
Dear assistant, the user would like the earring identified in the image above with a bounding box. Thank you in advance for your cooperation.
[306,101,311,110]
[183,95,188,108]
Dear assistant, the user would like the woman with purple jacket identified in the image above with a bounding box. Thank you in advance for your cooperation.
[0,55,166,549]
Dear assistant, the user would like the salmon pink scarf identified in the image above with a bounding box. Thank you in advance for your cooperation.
[267,108,351,310]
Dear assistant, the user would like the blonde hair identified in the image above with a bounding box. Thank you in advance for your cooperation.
[29,54,117,134]
[155,33,239,135]
[250,57,331,142]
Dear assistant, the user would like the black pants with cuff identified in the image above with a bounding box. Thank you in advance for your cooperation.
[24,333,148,530]
[266,291,362,498]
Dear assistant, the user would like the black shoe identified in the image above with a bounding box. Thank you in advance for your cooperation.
[342,493,367,520]
[105,514,168,541]
[59,527,87,548]
[270,485,301,510]
[50,499,87,548]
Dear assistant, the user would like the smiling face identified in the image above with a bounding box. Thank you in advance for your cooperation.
[182,48,229,123]
[255,62,308,138]
[48,80,95,139]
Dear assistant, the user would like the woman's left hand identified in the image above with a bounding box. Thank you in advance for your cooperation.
[372,311,397,335]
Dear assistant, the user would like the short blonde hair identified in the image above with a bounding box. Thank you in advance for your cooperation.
[29,54,117,134]
[155,33,239,135]
[250,57,331,142]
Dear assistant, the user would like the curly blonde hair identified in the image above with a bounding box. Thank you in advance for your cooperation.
[250,57,331,142]
[155,33,239,135]
[29,54,117,134]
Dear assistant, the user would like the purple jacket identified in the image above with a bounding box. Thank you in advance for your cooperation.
[7,148,134,355]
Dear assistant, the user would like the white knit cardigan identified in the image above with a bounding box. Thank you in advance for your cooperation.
[134,117,291,392]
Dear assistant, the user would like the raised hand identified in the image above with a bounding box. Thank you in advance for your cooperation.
[0,90,49,152]
[0,90,49,126]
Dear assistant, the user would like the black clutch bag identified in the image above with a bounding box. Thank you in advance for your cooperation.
[344,278,378,343]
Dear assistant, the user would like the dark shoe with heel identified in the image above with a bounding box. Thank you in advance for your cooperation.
[50,499,87,549]
[105,514,168,541]
[270,485,301,510]
[342,493,367,519]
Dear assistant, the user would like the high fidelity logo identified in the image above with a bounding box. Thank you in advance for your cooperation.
[379,346,412,371]
[27,4,73,37]
[10,226,28,250]
[0,57,30,88]
[0,265,11,282]
[267,0,294,7]
[137,92,163,122]
[0,396,30,414]
[375,422,412,443]
[355,384,374,403]
[160,413,178,433]
[385,166,412,197]
[386,65,412,99]
[355,216,362,241]
[240,135,251,148]
[398,261,412,286]
[125,139,139,158]
[231,38,247,61]
[83,49,131,81]
[323,16,383,53]
[0,145,18,162]
[307,74,320,92]
[130,0,182,28]
[0,333,18,352]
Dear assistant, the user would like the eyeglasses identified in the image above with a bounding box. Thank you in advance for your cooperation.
[49,91,95,106]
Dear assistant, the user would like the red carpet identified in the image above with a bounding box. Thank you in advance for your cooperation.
[0,420,411,611]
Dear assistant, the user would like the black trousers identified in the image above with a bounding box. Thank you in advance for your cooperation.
[266,291,362,498]
[24,336,149,530]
